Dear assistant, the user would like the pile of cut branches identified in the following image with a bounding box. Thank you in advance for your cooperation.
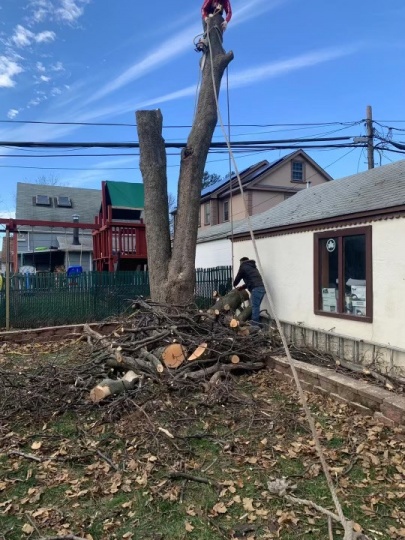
[85,293,279,403]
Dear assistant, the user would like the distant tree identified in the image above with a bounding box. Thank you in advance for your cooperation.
[202,170,235,190]
[202,171,222,190]
[32,174,69,186]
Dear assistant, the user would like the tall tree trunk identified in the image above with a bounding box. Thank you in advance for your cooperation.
[137,14,233,304]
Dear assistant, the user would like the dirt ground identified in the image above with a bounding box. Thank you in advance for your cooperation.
[0,341,405,540]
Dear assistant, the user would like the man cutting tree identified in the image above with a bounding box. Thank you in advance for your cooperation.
[201,0,232,31]
[196,0,232,53]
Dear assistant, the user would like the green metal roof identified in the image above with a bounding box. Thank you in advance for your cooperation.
[105,181,144,209]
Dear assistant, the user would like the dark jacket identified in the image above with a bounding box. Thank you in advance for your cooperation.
[233,260,264,292]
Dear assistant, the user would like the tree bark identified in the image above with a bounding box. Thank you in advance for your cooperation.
[137,14,234,304]
[136,110,171,303]
[208,289,249,314]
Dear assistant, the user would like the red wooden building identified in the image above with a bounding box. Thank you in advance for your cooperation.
[92,181,147,271]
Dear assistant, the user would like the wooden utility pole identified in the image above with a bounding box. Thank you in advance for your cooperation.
[5,228,10,330]
[366,105,374,170]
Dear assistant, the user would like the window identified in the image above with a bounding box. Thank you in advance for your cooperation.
[35,194,51,206]
[291,161,304,182]
[314,226,372,322]
[204,202,211,225]
[223,200,229,222]
[56,196,72,208]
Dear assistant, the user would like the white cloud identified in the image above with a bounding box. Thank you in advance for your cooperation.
[55,0,83,23]
[51,86,62,96]
[40,75,51,82]
[35,30,56,43]
[104,46,356,115]
[36,61,46,72]
[85,0,283,105]
[28,0,89,25]
[11,25,33,47]
[51,61,64,71]
[7,109,20,119]
[229,47,356,88]
[0,56,23,87]
[10,25,56,47]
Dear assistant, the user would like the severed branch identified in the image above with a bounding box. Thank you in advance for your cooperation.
[167,471,219,488]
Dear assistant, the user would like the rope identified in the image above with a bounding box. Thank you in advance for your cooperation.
[205,23,355,539]
[226,67,234,274]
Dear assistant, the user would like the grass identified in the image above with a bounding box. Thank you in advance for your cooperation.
[1,345,404,539]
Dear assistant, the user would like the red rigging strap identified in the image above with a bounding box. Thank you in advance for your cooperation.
[201,0,232,23]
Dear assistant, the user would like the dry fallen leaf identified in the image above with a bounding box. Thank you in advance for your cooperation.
[31,441,42,450]
[243,497,255,512]
[212,502,227,514]
[185,521,194,532]
[22,523,34,535]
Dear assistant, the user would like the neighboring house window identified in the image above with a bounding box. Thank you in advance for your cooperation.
[204,202,211,225]
[291,161,304,182]
[35,194,51,206]
[223,200,229,222]
[56,196,72,208]
[314,226,372,322]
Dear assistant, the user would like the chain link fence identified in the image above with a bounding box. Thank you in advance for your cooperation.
[0,267,232,329]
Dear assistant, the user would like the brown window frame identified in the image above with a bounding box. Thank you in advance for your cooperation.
[291,160,305,183]
[223,200,229,222]
[313,226,373,323]
[204,202,211,225]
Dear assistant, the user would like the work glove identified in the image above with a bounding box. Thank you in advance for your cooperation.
[221,21,227,31]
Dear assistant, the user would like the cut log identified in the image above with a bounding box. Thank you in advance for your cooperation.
[229,355,240,364]
[237,306,252,323]
[229,319,239,329]
[238,327,250,337]
[155,343,186,369]
[90,370,140,403]
[188,342,208,361]
[208,289,249,315]
[140,348,164,373]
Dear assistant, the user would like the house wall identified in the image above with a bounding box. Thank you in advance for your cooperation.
[67,252,92,272]
[250,191,286,216]
[233,218,405,373]
[258,159,328,188]
[195,238,233,268]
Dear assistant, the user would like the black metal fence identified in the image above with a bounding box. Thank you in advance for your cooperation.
[0,267,232,329]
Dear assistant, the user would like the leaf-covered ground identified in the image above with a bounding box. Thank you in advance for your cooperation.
[0,342,404,540]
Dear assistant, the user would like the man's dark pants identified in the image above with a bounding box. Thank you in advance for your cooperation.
[251,286,266,325]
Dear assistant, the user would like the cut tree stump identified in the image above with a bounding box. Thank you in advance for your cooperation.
[188,342,208,361]
[208,289,249,315]
[154,343,187,369]
[89,370,140,403]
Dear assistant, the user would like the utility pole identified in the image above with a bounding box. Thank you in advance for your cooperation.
[366,105,374,170]
[5,228,10,331]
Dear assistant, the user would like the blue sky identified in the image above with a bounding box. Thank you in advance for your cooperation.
[0,0,404,218]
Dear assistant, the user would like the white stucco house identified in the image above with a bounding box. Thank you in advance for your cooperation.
[195,222,233,269]
[203,160,405,376]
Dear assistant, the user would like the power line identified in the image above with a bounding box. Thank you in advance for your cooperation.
[0,136,356,150]
[0,119,362,128]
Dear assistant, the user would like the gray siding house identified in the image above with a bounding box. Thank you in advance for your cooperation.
[15,183,101,272]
